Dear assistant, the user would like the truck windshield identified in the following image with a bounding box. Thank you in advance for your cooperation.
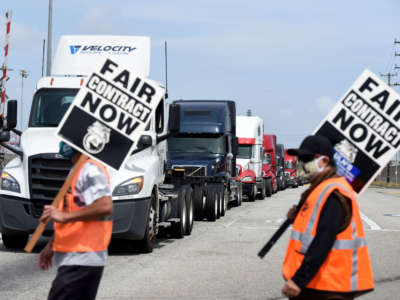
[29,88,79,127]
[168,135,226,154]
[263,153,271,164]
[285,161,295,169]
[237,145,252,159]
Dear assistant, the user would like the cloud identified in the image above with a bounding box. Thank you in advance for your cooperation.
[77,4,121,34]
[312,96,336,114]
[279,108,295,119]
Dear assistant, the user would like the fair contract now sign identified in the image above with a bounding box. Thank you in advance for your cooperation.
[314,70,400,194]
[57,58,165,170]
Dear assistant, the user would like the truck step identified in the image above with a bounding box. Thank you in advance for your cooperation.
[168,218,180,223]
[158,191,178,200]
[158,222,171,228]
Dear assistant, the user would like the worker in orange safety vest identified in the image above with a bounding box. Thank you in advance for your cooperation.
[39,142,113,300]
[281,135,374,300]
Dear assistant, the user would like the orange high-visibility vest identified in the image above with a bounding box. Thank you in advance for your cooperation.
[282,177,374,292]
[53,159,112,252]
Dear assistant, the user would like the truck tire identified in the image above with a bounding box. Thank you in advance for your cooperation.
[206,186,218,221]
[265,178,272,197]
[184,186,194,236]
[258,180,266,200]
[277,177,282,191]
[193,184,205,221]
[272,180,278,194]
[221,187,228,217]
[248,184,257,202]
[140,192,157,253]
[2,233,29,250]
[238,184,243,206]
[171,186,187,238]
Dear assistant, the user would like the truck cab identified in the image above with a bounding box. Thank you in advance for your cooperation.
[262,134,278,195]
[284,150,298,188]
[166,100,242,221]
[236,116,265,201]
[276,143,287,190]
[0,35,184,252]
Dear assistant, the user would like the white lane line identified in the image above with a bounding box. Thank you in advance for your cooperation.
[360,212,382,230]
[224,219,238,228]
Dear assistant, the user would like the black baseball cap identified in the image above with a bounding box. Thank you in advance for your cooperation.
[287,135,334,162]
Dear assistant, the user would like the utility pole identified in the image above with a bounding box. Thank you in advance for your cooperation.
[380,72,397,87]
[46,0,53,76]
[19,70,28,130]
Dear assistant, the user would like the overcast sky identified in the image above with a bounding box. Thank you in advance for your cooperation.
[2,0,400,148]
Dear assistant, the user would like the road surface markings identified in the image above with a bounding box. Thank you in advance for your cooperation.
[360,212,382,230]
[223,219,238,228]
[384,213,400,217]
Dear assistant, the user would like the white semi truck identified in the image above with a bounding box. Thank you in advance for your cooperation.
[0,35,194,252]
[236,116,266,201]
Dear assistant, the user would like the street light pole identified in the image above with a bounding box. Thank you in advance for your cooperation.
[19,70,28,129]
[46,0,53,76]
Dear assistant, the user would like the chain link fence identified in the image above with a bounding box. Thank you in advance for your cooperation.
[374,162,400,183]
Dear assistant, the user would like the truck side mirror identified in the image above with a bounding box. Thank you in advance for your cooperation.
[137,135,153,149]
[0,131,10,142]
[6,100,17,130]
[168,104,180,134]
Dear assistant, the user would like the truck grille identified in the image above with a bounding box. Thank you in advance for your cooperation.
[173,165,206,177]
[28,154,72,218]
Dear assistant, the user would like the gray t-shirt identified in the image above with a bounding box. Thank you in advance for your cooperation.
[54,161,111,267]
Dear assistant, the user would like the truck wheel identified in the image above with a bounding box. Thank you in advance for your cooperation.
[193,185,205,221]
[2,233,29,249]
[140,193,157,253]
[184,186,194,236]
[171,186,187,238]
[277,178,282,191]
[248,184,257,202]
[221,187,228,217]
[238,184,243,206]
[217,186,224,219]
[272,180,278,194]
[258,180,266,200]
[265,178,272,197]
[206,186,218,221]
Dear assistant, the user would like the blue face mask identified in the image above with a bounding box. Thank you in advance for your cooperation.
[59,141,77,159]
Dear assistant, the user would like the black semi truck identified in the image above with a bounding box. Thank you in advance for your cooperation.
[165,100,242,221]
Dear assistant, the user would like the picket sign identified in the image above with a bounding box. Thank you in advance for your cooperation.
[314,69,400,195]
[24,155,89,253]
[56,57,165,171]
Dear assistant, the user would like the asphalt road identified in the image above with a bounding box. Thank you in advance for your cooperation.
[0,186,399,299]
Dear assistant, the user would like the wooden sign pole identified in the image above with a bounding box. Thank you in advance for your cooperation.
[24,154,89,253]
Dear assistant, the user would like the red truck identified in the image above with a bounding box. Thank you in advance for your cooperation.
[262,134,278,195]
[284,150,299,188]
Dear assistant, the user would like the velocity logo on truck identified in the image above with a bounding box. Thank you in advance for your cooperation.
[69,45,136,55]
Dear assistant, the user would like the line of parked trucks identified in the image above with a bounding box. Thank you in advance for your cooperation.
[0,35,303,252]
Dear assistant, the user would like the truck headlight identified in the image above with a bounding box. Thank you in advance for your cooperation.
[241,176,254,182]
[113,177,143,196]
[1,172,20,193]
